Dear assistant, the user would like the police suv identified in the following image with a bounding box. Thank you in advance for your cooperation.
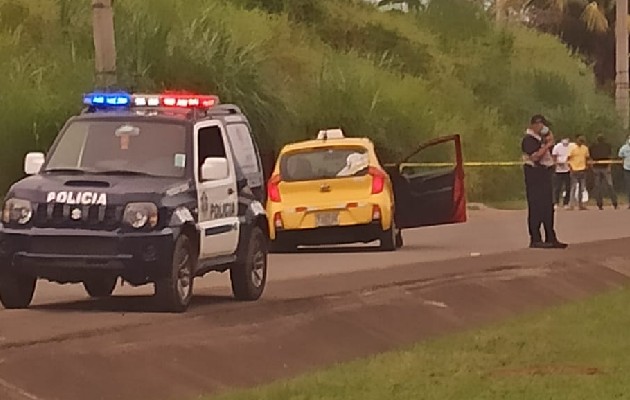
[0,92,269,312]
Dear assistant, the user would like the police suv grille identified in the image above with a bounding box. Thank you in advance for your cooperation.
[32,203,122,230]
[29,237,118,256]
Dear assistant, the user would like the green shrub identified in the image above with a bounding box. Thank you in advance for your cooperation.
[0,0,621,202]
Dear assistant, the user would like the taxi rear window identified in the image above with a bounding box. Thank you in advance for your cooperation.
[280,147,369,182]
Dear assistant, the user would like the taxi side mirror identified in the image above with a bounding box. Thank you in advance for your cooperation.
[24,152,45,175]
[201,157,229,181]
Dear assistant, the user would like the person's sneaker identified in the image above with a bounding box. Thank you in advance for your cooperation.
[598,205,604,210]
[546,240,568,249]
[530,241,550,249]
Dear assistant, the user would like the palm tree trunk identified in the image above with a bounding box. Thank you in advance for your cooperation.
[92,0,117,88]
[616,0,629,129]
[496,0,505,22]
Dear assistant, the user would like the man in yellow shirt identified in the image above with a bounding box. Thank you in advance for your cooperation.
[568,135,590,210]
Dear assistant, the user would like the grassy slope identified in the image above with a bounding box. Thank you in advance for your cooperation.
[208,287,630,400]
[0,0,621,201]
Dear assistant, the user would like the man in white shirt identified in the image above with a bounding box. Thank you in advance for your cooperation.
[552,138,572,209]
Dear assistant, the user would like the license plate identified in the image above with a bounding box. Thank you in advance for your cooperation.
[316,211,339,227]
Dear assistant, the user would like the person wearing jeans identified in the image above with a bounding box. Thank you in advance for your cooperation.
[552,138,572,208]
[590,135,618,210]
[619,137,630,208]
[568,135,590,211]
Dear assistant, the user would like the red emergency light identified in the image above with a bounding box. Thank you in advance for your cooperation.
[132,92,219,109]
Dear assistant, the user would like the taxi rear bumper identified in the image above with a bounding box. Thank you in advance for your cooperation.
[273,221,384,246]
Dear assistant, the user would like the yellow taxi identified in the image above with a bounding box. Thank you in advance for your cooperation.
[265,129,467,252]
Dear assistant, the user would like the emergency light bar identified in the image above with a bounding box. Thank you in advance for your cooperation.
[83,92,131,107]
[82,91,220,110]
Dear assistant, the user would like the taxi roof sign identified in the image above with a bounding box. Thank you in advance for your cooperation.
[317,128,345,140]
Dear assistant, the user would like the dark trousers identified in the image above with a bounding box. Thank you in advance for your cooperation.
[592,167,617,208]
[625,170,630,204]
[553,171,570,206]
[524,166,556,243]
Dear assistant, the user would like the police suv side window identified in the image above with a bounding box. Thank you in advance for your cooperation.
[198,126,227,173]
[225,124,262,187]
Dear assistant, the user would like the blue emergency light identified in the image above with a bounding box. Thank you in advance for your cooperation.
[83,92,132,108]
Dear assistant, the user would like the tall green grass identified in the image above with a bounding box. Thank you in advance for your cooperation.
[0,0,622,201]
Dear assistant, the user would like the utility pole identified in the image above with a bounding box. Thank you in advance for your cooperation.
[616,0,629,129]
[91,0,117,88]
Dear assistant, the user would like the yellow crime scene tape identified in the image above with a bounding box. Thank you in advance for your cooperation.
[386,160,624,168]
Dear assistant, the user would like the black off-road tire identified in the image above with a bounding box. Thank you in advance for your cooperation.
[231,227,268,301]
[0,273,36,309]
[154,235,195,313]
[83,276,117,298]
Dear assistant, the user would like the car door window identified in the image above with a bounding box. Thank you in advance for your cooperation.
[197,126,227,175]
[390,135,466,229]
[225,123,262,188]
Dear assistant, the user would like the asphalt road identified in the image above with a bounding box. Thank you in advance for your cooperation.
[1,208,628,344]
[0,207,628,400]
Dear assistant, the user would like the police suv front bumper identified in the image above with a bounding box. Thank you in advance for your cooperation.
[0,227,176,285]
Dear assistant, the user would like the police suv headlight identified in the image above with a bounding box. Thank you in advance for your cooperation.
[123,202,158,229]
[1,198,33,225]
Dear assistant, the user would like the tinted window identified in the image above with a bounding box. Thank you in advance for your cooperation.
[280,147,369,182]
[225,124,260,176]
[198,126,227,165]
[45,121,188,178]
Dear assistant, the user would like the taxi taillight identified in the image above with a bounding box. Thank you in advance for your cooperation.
[267,174,281,202]
[368,167,386,194]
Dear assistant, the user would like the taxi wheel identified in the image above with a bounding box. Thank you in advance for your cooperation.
[83,276,117,298]
[0,272,36,309]
[379,221,397,252]
[154,235,194,313]
[395,230,404,248]
[231,227,267,301]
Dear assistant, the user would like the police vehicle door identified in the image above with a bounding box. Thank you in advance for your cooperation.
[195,121,239,258]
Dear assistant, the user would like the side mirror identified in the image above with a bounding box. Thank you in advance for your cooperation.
[24,152,45,175]
[201,157,229,181]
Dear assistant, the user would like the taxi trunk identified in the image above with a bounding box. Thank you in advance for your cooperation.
[274,175,379,230]
[268,145,384,232]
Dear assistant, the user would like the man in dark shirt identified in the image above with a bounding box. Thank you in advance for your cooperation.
[589,134,618,210]
[521,115,568,249]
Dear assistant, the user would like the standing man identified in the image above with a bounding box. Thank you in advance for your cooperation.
[619,136,630,208]
[589,134,618,210]
[521,115,567,249]
[552,138,572,209]
[568,135,590,211]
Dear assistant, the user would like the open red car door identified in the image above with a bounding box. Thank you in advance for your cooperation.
[385,135,466,229]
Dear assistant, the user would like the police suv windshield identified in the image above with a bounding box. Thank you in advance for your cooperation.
[44,120,187,178]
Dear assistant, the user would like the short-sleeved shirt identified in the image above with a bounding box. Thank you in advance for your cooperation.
[552,143,572,173]
[619,144,630,171]
[521,131,553,168]
[568,145,589,172]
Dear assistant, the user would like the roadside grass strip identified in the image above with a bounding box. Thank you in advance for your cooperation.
[208,288,630,400]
